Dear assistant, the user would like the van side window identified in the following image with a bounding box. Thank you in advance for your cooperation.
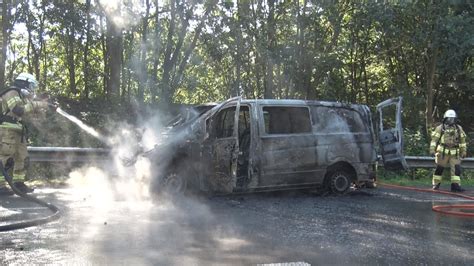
[263,106,311,134]
[311,106,367,133]
[214,107,236,138]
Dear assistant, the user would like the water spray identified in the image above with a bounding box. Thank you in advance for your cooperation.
[55,107,112,146]
[55,105,161,168]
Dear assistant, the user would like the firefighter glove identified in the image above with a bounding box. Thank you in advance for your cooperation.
[47,102,58,111]
[46,97,59,110]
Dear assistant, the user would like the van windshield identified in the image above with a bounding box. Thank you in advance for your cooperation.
[165,104,216,128]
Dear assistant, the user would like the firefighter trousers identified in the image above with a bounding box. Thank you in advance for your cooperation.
[0,127,28,176]
[432,152,462,185]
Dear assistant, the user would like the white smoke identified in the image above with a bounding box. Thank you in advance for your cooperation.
[98,0,145,30]
[65,112,167,202]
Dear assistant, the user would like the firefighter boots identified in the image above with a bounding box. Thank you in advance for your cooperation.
[432,183,441,190]
[450,183,465,193]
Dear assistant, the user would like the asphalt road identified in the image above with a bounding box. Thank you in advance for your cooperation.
[1,185,473,265]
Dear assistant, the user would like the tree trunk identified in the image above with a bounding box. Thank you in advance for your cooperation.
[150,0,162,103]
[0,0,10,89]
[37,2,46,87]
[264,0,275,99]
[83,0,92,99]
[424,1,442,136]
[160,0,177,104]
[137,0,151,103]
[66,26,77,95]
[27,28,33,74]
[105,3,123,101]
[425,47,437,135]
[100,15,108,97]
[121,32,131,102]
[297,0,312,100]
[234,9,242,97]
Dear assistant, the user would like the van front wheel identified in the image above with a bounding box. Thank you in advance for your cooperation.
[163,172,187,194]
[150,170,187,197]
[328,171,352,194]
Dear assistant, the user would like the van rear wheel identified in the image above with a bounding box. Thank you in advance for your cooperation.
[328,171,352,194]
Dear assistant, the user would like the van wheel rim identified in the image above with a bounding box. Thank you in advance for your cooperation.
[333,174,349,192]
[165,173,185,193]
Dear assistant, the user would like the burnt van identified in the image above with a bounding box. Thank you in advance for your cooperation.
[145,97,407,195]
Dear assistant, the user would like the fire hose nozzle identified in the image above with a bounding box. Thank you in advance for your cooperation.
[47,102,59,111]
[46,97,59,111]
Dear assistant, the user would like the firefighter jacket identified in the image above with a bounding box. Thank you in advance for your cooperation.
[430,123,467,158]
[0,87,48,132]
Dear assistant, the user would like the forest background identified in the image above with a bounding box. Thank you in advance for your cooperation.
[0,0,472,156]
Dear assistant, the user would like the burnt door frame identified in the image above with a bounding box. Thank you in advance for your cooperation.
[203,98,241,193]
[376,96,408,171]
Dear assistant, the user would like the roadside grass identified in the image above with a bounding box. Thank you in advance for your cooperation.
[378,168,474,187]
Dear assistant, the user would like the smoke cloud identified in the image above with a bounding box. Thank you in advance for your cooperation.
[62,110,164,201]
[98,0,144,30]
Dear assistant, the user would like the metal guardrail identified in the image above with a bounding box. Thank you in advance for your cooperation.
[27,147,474,169]
[27,147,110,163]
[403,156,474,169]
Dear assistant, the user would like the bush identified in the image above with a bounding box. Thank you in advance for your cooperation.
[403,128,429,156]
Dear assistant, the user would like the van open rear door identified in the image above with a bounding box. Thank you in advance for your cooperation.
[376,97,408,171]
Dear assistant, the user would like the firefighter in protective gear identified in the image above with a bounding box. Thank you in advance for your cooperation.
[429,109,467,192]
[0,73,56,193]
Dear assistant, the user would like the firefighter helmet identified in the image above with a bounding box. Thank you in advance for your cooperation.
[443,109,457,125]
[443,109,457,119]
[13,73,38,91]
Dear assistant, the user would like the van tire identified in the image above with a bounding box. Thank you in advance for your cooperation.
[150,170,187,197]
[328,170,352,194]
[163,172,187,194]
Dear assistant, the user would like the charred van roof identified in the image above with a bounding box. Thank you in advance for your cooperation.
[236,99,368,110]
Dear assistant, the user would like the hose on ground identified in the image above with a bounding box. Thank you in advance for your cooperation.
[378,182,474,218]
[0,161,60,231]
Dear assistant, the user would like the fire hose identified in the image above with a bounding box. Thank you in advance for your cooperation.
[0,160,60,231]
[378,183,474,218]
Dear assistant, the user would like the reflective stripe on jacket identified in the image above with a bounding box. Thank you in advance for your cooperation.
[0,89,45,131]
[429,124,467,155]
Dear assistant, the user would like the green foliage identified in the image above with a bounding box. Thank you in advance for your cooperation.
[403,128,430,156]
[1,0,472,136]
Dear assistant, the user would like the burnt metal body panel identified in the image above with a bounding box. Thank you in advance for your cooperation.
[255,100,376,189]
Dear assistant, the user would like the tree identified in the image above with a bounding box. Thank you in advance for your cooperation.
[3,0,472,135]
[83,0,92,99]
[103,1,123,101]
[0,0,9,88]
